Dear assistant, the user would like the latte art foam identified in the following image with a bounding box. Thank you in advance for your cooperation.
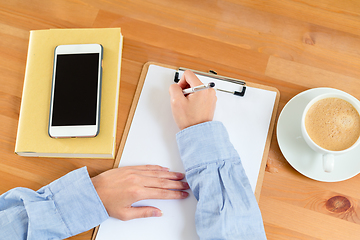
[305,97,360,151]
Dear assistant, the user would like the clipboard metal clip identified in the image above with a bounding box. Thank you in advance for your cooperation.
[174,67,247,97]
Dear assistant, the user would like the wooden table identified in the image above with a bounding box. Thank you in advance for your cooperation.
[1,1,360,239]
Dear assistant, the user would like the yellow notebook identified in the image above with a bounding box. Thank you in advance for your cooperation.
[15,28,123,158]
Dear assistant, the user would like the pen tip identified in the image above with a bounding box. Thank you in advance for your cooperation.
[209,82,215,88]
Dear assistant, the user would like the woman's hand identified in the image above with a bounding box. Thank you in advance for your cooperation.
[91,165,189,221]
[169,70,217,130]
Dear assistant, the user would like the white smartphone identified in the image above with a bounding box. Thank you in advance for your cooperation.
[49,44,103,138]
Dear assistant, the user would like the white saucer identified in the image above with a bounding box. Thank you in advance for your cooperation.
[277,88,360,182]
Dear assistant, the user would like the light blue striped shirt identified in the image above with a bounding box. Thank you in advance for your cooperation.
[0,168,108,239]
[0,121,266,239]
[177,121,266,240]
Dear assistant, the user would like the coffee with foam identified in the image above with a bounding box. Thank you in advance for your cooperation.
[305,97,360,151]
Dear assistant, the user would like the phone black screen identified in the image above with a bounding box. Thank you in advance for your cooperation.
[51,53,100,126]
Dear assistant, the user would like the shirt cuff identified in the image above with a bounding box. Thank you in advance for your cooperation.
[37,166,109,236]
[176,121,239,171]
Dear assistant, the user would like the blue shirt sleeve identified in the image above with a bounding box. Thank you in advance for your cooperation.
[176,121,267,240]
[0,166,109,240]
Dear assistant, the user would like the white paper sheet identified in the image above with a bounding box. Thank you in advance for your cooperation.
[95,64,277,240]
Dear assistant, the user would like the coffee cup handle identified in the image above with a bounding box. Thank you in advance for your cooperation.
[323,154,334,173]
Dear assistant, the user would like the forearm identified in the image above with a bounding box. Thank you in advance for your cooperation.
[177,121,267,240]
[0,167,108,240]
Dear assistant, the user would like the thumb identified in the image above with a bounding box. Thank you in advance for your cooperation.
[122,206,162,221]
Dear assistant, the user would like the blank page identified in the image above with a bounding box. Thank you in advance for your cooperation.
[95,64,277,240]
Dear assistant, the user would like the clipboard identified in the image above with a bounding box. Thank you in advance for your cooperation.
[93,62,280,240]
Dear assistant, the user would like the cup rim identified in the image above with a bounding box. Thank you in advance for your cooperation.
[301,92,360,154]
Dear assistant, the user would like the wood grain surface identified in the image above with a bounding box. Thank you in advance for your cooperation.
[1,1,360,239]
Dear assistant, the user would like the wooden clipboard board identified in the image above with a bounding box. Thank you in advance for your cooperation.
[92,62,280,240]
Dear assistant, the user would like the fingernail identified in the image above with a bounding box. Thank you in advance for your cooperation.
[152,210,162,217]
[183,182,190,189]
[176,172,185,178]
[182,191,189,198]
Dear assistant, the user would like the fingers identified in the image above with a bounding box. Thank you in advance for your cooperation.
[140,187,189,201]
[121,165,189,192]
[169,83,186,104]
[122,165,186,180]
[142,176,189,190]
[124,165,170,172]
[178,70,203,88]
[139,169,185,180]
[120,206,162,221]
[128,172,190,203]
[134,173,190,201]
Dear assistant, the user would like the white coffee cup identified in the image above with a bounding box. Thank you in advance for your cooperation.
[301,92,360,173]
